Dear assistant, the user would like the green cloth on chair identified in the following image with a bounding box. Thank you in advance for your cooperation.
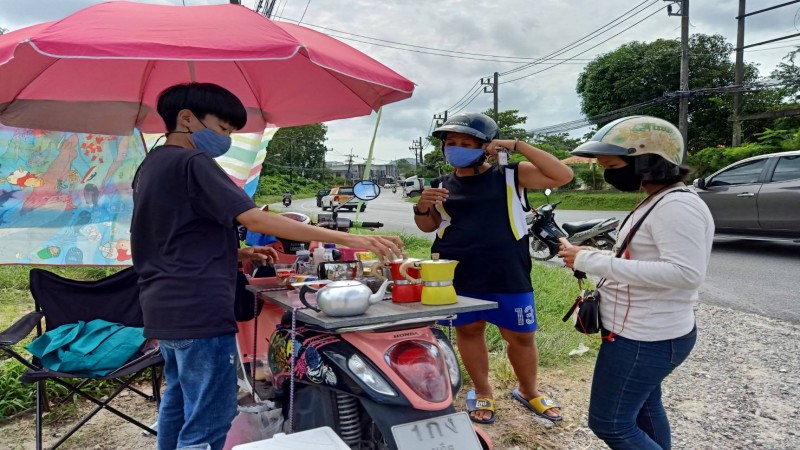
[26,319,145,377]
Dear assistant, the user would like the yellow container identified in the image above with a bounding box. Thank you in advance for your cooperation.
[399,253,458,305]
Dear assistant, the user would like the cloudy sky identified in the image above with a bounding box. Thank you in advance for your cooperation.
[1,0,796,165]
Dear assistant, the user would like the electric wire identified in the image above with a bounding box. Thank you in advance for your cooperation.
[298,0,312,24]
[501,4,665,84]
[498,0,659,77]
[528,77,799,135]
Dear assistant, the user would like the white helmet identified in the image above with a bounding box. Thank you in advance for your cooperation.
[571,116,684,166]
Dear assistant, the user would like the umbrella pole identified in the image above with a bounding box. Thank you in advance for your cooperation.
[354,108,382,222]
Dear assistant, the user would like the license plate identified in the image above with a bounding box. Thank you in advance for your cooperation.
[391,412,482,450]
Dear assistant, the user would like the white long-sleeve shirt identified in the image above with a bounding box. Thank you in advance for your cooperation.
[573,187,714,341]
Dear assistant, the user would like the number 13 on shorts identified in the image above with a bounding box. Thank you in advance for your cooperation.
[515,306,535,326]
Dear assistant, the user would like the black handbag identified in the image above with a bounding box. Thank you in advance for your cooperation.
[562,188,691,335]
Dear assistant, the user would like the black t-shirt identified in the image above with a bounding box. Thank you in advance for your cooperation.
[431,164,532,293]
[131,145,256,339]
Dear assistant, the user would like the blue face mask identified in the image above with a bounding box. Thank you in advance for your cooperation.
[444,145,485,168]
[191,119,232,158]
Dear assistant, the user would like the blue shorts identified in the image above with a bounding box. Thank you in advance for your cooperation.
[448,291,538,333]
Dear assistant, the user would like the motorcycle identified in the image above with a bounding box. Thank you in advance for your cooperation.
[527,189,618,261]
[235,181,491,450]
[282,193,292,207]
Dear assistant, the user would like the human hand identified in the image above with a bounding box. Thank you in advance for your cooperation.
[238,246,279,264]
[416,188,448,213]
[557,239,592,269]
[344,234,403,262]
[483,139,517,157]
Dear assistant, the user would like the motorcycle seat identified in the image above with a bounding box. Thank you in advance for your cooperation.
[562,219,606,235]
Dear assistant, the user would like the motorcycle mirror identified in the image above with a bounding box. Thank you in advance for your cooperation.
[544,188,552,200]
[353,180,381,201]
[693,178,707,190]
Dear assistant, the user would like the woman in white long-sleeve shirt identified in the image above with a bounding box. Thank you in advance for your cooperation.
[559,116,714,450]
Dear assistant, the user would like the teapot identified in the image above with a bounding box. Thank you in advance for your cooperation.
[399,253,458,305]
[299,279,390,317]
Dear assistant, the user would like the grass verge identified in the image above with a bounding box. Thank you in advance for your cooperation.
[408,190,641,211]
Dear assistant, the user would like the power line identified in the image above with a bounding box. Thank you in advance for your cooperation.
[501,4,665,84]
[529,77,796,135]
[499,0,659,76]
[271,15,600,63]
[298,0,312,24]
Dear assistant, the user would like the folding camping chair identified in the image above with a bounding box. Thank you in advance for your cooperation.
[0,267,163,450]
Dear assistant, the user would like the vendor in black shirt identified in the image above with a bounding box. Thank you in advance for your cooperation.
[413,113,573,425]
[132,83,403,450]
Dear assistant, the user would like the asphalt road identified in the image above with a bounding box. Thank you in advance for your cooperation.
[273,193,800,322]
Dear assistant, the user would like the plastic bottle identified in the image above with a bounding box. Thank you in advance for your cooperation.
[313,245,326,273]
[323,243,336,262]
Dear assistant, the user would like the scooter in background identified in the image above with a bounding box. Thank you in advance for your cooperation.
[527,189,618,261]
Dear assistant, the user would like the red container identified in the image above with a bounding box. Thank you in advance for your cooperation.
[388,259,422,303]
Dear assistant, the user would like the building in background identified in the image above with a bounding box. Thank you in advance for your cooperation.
[326,160,399,185]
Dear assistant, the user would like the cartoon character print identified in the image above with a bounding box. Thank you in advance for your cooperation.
[267,329,342,386]
[267,329,304,384]
[80,134,117,164]
[300,335,340,386]
[79,224,102,243]
[98,239,132,262]
[3,168,44,188]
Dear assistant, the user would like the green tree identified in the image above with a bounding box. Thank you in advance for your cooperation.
[483,108,529,139]
[264,124,328,181]
[576,34,781,151]
[530,132,582,154]
[395,158,414,177]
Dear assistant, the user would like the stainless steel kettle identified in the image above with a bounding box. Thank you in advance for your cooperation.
[299,279,390,317]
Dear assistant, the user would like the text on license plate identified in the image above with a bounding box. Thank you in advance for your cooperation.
[390,412,482,450]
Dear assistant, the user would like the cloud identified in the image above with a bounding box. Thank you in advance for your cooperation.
[2,0,796,163]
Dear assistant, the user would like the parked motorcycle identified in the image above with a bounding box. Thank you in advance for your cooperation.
[236,181,491,450]
[527,189,618,261]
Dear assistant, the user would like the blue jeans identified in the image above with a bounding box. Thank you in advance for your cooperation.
[588,327,697,450]
[157,335,239,450]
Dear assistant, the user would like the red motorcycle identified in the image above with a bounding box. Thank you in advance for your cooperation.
[234,181,492,450]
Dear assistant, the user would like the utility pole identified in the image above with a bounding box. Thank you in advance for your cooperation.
[288,141,293,185]
[732,0,746,147]
[345,149,356,183]
[481,73,499,123]
[434,111,448,128]
[666,0,690,153]
[409,138,423,168]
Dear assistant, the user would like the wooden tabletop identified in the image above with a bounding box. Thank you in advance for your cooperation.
[246,285,498,330]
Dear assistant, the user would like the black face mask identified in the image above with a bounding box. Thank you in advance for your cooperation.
[604,163,642,192]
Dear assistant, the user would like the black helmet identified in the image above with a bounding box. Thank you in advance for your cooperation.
[432,113,499,142]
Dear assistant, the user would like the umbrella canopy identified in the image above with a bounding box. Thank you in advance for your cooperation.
[0,2,415,135]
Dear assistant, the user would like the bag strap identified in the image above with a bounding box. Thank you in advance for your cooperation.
[597,187,692,287]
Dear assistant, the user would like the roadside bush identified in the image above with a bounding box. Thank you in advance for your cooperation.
[576,166,605,190]
[689,143,782,178]
[256,174,326,197]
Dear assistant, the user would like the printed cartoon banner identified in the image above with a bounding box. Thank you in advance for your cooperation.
[143,129,278,198]
[0,125,145,265]
[0,126,277,265]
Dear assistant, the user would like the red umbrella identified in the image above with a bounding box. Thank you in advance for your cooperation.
[0,2,415,135]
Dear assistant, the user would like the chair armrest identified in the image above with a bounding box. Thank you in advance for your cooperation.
[0,311,44,346]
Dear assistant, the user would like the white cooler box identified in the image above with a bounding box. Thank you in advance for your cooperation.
[232,426,349,450]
